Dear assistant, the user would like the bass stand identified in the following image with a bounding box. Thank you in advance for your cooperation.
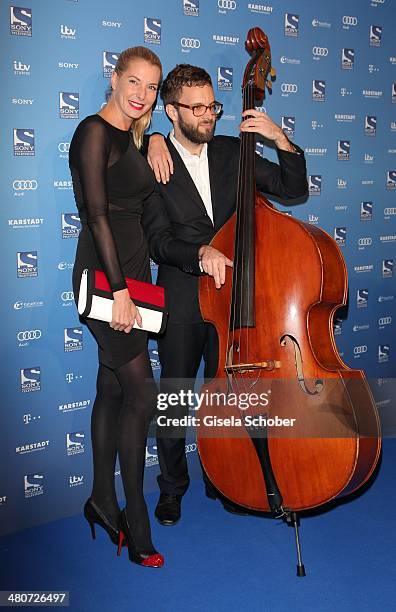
[284,511,306,577]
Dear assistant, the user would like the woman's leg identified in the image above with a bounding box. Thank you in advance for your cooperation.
[115,349,157,550]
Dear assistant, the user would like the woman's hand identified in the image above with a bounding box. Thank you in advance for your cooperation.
[147,134,174,184]
[111,288,142,333]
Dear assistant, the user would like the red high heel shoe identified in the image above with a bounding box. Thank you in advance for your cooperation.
[117,509,164,568]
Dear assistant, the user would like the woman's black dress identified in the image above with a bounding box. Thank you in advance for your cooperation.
[70,114,155,369]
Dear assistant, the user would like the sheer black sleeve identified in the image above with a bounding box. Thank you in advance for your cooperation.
[73,119,127,292]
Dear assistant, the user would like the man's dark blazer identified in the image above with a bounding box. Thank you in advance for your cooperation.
[141,134,308,325]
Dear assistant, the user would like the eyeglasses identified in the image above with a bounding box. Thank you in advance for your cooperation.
[172,101,223,117]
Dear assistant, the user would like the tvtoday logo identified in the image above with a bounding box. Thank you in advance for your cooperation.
[13,129,35,156]
[61,213,81,239]
[144,18,161,45]
[284,13,299,37]
[17,251,38,278]
[308,175,321,196]
[64,327,83,352]
[66,432,85,456]
[103,52,119,78]
[217,67,233,91]
[337,140,350,161]
[365,115,377,136]
[357,289,369,308]
[360,201,373,221]
[281,116,295,138]
[59,92,79,119]
[370,25,382,47]
[183,0,199,17]
[342,49,354,70]
[312,80,325,102]
[10,6,32,36]
[20,367,41,393]
[24,474,44,498]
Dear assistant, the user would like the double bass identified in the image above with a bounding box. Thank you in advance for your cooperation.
[197,28,381,575]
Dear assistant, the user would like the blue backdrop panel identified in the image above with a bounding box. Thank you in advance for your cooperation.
[1,0,395,535]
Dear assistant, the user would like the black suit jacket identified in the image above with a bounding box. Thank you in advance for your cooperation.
[142,135,308,324]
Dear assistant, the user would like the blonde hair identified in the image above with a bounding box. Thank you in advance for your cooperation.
[114,46,162,149]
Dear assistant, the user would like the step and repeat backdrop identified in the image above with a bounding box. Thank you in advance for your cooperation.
[2,0,395,534]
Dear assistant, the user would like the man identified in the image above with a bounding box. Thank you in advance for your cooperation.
[142,64,308,525]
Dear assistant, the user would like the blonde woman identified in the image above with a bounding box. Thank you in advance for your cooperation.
[70,47,164,568]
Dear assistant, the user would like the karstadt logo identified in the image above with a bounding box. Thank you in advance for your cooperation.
[16,439,49,455]
[181,37,201,52]
[335,114,355,123]
[360,201,373,221]
[305,147,327,156]
[10,6,32,37]
[354,264,373,273]
[378,344,390,364]
[308,175,321,196]
[17,329,42,347]
[9,217,43,229]
[369,25,382,47]
[66,432,85,456]
[362,89,382,99]
[59,92,79,119]
[61,213,81,239]
[218,0,237,13]
[13,60,30,75]
[212,34,239,45]
[284,13,299,37]
[342,16,357,29]
[64,327,83,352]
[334,227,347,246]
[54,179,72,190]
[60,24,76,39]
[144,18,161,45]
[217,67,233,91]
[0,496,7,507]
[382,259,393,278]
[248,3,273,14]
[312,80,325,102]
[342,48,354,70]
[20,367,41,393]
[357,289,369,308]
[17,251,38,278]
[58,398,91,413]
[365,115,377,136]
[281,83,298,97]
[13,129,35,156]
[387,171,396,189]
[24,474,44,498]
[183,0,199,17]
[103,52,119,78]
[281,116,295,138]
[337,140,350,161]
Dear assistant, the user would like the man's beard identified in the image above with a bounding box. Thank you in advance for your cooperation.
[178,114,216,144]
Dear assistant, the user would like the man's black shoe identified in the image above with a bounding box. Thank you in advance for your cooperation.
[204,482,249,516]
[154,494,182,526]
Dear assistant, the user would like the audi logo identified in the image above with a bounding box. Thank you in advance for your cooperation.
[13,180,38,190]
[281,83,298,93]
[342,16,357,26]
[218,0,237,8]
[180,37,201,48]
[354,345,368,355]
[379,317,392,325]
[58,142,70,153]
[185,443,197,453]
[384,208,396,215]
[17,330,42,341]
[312,47,329,56]
[358,237,373,246]
[61,291,74,301]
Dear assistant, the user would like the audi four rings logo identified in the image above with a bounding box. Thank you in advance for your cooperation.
[343,16,357,26]
[218,0,237,8]
[13,180,38,190]
[185,443,197,453]
[358,237,373,246]
[181,38,200,48]
[354,346,368,354]
[313,47,329,56]
[58,143,70,153]
[281,83,298,93]
[61,291,74,301]
[17,330,42,341]
[379,317,391,326]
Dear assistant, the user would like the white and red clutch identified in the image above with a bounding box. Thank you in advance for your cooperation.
[78,269,167,334]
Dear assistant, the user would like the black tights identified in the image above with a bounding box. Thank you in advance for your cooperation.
[90,350,156,550]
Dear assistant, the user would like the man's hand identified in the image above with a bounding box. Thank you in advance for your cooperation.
[240,109,297,153]
[198,245,233,289]
[147,134,174,184]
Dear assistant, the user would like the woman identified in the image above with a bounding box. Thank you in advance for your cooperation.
[69,46,164,568]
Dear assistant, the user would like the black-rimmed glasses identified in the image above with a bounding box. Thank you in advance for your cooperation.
[172,101,223,117]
